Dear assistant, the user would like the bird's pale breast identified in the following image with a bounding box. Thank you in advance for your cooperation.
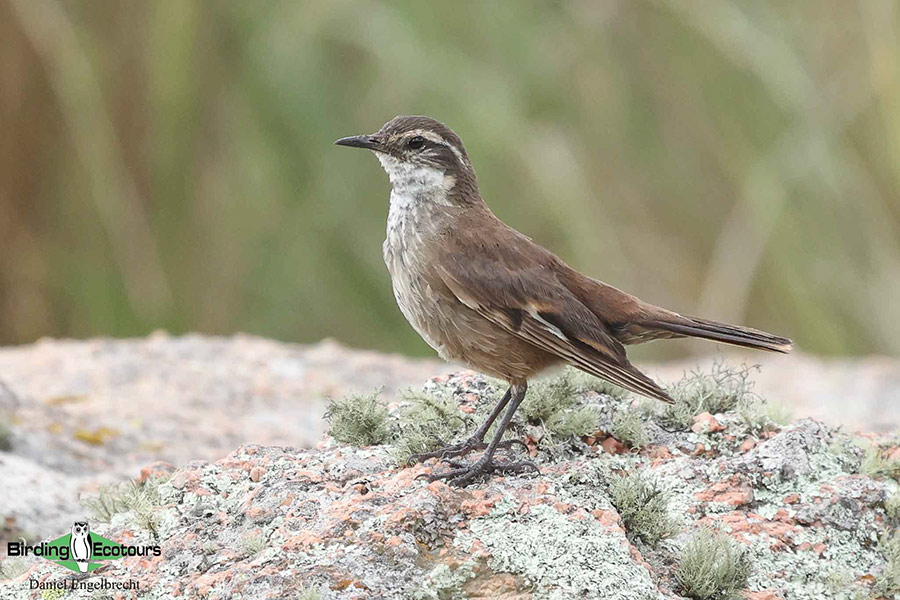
[383,192,557,381]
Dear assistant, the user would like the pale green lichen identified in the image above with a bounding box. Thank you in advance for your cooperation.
[0,410,12,452]
[240,531,267,557]
[390,390,469,463]
[861,443,900,481]
[568,368,631,400]
[886,491,900,524]
[524,371,601,440]
[874,531,900,598]
[743,525,878,599]
[523,372,579,424]
[658,398,699,431]
[407,561,476,600]
[390,368,615,461]
[731,426,887,600]
[0,557,28,580]
[823,569,856,596]
[543,405,601,440]
[675,528,751,600]
[295,586,323,600]
[457,497,664,599]
[609,470,676,545]
[738,395,791,434]
[82,475,168,536]
[825,433,866,475]
[612,404,652,448]
[325,392,390,446]
[659,362,758,430]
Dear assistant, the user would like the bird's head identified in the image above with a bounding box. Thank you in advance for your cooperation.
[336,115,478,203]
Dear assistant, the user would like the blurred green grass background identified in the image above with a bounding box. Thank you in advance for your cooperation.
[1,0,898,358]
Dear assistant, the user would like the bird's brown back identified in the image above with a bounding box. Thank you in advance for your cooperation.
[428,203,679,402]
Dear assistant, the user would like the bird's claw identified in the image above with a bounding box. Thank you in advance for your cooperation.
[407,435,530,466]
[423,457,540,487]
[496,438,529,453]
[407,439,484,466]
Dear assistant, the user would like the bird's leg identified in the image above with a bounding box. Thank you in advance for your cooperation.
[421,381,539,487]
[407,386,527,464]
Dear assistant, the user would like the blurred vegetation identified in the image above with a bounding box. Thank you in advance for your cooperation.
[0,0,898,357]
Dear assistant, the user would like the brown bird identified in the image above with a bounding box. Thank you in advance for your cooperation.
[336,115,792,486]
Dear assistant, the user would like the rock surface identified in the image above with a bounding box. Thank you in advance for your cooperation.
[1,369,897,600]
[0,334,451,539]
[0,334,450,474]
[650,353,900,434]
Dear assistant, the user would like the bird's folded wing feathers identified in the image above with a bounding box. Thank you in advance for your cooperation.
[435,255,674,404]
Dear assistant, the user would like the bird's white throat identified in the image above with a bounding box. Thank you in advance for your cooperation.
[378,152,458,272]
[375,153,456,211]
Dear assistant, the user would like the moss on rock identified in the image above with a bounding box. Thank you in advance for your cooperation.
[325,392,391,446]
[675,528,751,600]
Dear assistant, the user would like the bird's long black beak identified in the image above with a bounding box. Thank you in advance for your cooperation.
[334,135,380,150]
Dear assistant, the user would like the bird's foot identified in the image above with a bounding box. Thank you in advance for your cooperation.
[418,455,539,487]
[407,437,527,465]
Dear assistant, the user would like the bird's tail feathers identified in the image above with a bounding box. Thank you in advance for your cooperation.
[643,314,793,354]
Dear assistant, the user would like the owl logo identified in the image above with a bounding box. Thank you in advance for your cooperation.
[70,521,93,572]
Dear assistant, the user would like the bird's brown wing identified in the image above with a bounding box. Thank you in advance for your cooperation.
[434,248,674,404]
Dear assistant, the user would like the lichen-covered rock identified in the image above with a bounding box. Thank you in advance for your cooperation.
[1,371,897,600]
[0,335,449,543]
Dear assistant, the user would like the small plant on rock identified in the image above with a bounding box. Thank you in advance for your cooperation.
[524,371,601,441]
[523,371,578,424]
[0,411,12,451]
[568,368,630,400]
[391,391,468,463]
[675,528,751,600]
[240,531,267,557]
[612,405,651,448]
[544,405,601,440]
[861,442,900,481]
[295,587,322,600]
[325,392,390,446]
[82,475,168,536]
[0,557,28,580]
[659,362,758,430]
[609,470,677,545]
[875,531,900,597]
[885,491,900,524]
[738,395,790,434]
[408,562,476,600]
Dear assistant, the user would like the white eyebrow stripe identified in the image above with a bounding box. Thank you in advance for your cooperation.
[413,130,444,144]
[406,129,467,165]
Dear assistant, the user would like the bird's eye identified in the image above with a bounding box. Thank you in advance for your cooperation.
[407,136,425,150]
